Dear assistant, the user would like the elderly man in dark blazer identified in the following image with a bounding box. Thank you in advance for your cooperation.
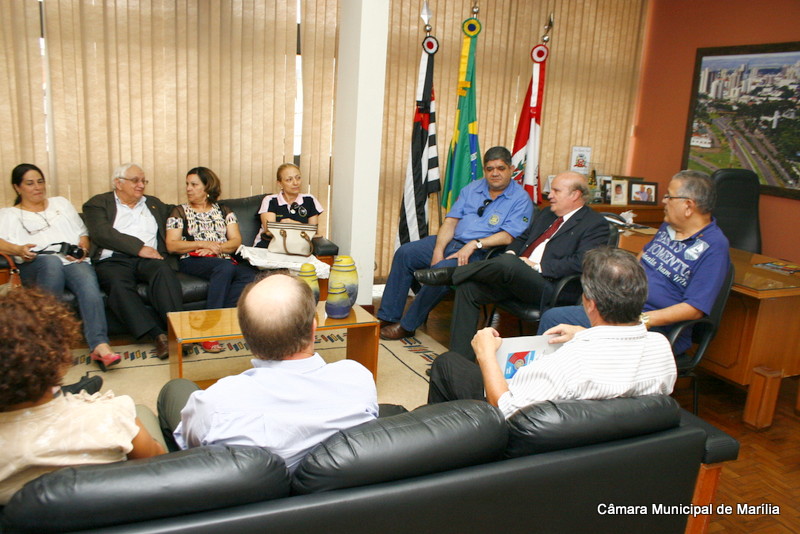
[83,163,183,359]
[416,171,609,360]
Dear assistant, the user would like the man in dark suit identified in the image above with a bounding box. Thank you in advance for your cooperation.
[417,171,609,360]
[83,163,183,359]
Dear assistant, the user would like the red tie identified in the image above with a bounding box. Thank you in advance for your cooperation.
[521,216,564,258]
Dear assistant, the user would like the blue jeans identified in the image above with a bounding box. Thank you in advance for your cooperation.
[19,255,109,350]
[538,304,686,354]
[179,256,257,309]
[537,305,591,334]
[377,235,486,331]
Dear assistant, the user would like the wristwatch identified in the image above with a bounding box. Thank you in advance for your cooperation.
[640,313,651,329]
[475,239,483,249]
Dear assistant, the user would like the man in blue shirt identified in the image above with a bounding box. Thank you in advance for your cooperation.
[538,170,730,355]
[379,146,533,340]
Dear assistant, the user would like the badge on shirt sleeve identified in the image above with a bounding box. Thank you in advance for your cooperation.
[488,213,500,226]
[684,239,709,261]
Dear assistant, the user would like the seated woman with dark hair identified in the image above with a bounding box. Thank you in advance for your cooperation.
[0,163,121,371]
[166,167,256,351]
[254,163,324,248]
[0,288,165,505]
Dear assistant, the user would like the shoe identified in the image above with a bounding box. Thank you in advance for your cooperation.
[62,374,103,395]
[200,341,224,353]
[380,322,415,340]
[414,266,457,286]
[89,351,122,372]
[154,334,169,360]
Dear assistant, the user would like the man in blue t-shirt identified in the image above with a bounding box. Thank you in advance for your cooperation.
[539,170,730,355]
[379,146,533,340]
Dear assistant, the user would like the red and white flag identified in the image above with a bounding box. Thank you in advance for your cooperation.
[511,44,549,204]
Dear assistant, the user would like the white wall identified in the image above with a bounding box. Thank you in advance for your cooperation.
[330,0,389,304]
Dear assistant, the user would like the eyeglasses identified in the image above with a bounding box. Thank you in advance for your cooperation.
[477,199,493,217]
[289,202,308,218]
[119,177,149,186]
[18,210,55,235]
[663,194,691,201]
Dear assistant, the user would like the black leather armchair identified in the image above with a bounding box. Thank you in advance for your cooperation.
[667,260,735,414]
[711,168,761,253]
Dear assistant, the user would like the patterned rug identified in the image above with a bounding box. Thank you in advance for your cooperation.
[64,330,446,413]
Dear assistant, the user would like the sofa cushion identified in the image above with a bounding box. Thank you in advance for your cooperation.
[292,400,508,495]
[220,194,266,247]
[505,395,681,458]
[2,445,290,533]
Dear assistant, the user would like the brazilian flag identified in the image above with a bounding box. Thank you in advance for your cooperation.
[441,17,482,210]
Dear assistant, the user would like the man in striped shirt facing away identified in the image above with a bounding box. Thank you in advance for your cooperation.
[428,246,676,418]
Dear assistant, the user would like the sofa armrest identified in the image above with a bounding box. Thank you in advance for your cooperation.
[679,409,739,464]
[2,446,290,533]
[312,236,339,257]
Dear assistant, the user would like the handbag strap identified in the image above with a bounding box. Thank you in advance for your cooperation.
[277,229,314,256]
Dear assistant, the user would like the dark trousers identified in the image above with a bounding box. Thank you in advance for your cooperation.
[449,254,549,360]
[94,255,183,338]
[179,256,256,309]
[427,351,486,404]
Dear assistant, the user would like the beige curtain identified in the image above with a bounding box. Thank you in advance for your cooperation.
[42,0,299,206]
[299,0,339,238]
[0,0,49,206]
[376,0,647,279]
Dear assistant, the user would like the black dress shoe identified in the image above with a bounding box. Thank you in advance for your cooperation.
[414,266,456,286]
[61,374,103,396]
[380,323,415,340]
[154,334,170,360]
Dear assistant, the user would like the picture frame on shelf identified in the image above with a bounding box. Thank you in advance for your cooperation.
[598,175,613,203]
[628,181,659,205]
[610,179,628,206]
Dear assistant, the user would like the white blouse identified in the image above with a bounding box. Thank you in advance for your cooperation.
[0,196,89,265]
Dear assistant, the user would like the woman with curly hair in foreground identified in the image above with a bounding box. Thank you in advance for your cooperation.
[0,288,165,505]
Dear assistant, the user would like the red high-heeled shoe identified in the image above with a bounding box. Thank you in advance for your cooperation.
[90,351,122,372]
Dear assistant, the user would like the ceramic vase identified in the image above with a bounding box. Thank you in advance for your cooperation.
[325,282,352,319]
[298,263,320,303]
[329,255,358,306]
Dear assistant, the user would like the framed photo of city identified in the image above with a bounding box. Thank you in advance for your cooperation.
[682,42,800,200]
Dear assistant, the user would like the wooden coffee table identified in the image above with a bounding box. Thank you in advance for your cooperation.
[167,302,379,385]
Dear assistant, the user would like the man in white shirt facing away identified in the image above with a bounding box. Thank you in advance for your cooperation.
[158,272,378,472]
[428,246,676,418]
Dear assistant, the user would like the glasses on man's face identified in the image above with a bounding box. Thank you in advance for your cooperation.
[663,194,691,201]
[477,199,493,217]
[120,177,149,186]
[289,202,308,218]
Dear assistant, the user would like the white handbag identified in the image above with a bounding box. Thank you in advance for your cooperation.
[266,221,316,256]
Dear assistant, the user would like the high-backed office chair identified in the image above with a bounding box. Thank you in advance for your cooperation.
[486,216,621,332]
[711,169,761,253]
[666,260,735,414]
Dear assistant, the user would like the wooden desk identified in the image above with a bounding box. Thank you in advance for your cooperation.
[167,302,379,385]
[700,249,800,429]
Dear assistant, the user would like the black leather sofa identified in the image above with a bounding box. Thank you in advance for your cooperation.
[1,396,739,534]
[0,194,339,332]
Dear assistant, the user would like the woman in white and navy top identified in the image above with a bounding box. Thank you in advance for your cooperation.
[253,163,324,248]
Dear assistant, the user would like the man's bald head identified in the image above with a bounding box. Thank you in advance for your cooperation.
[237,273,316,360]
